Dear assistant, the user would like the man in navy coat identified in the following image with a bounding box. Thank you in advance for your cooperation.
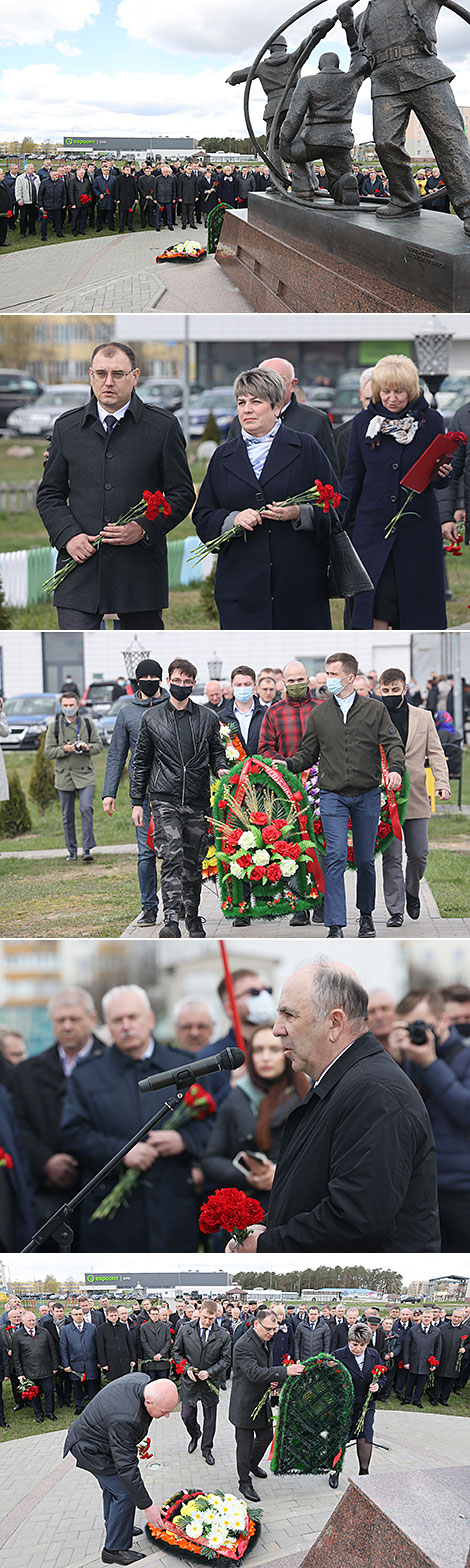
[60,1307,99,1412]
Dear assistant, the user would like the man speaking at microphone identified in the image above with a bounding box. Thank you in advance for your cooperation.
[60,984,217,1252]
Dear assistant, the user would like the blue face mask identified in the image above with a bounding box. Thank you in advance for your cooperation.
[233,685,253,703]
[326,677,343,696]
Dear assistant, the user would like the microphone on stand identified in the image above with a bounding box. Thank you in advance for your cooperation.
[138,1044,245,1094]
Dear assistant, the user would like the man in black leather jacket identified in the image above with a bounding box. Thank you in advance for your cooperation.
[131,658,226,939]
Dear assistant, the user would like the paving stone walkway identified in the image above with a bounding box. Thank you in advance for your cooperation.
[0,225,253,313]
[0,1403,464,1568]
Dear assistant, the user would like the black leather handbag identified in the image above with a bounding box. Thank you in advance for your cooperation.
[328,510,374,599]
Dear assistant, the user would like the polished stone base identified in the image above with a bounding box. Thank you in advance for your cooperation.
[300,1468,470,1567]
[215,193,470,311]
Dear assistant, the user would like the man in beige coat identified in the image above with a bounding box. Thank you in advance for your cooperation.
[44,688,102,863]
[378,667,450,925]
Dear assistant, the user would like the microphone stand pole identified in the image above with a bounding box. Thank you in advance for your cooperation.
[22,1078,192,1254]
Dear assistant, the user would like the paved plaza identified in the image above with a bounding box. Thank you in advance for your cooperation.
[0,1402,465,1568]
[0,225,253,313]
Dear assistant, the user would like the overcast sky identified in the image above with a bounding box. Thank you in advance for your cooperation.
[1,0,469,145]
[4,1253,470,1285]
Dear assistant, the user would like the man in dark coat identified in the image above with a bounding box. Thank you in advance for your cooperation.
[174,1299,231,1463]
[389,988,470,1248]
[402,1310,442,1407]
[60,984,215,1249]
[139,1305,172,1378]
[229,1308,304,1500]
[97,1305,138,1381]
[227,962,440,1255]
[93,163,116,230]
[63,1372,177,1564]
[329,1311,348,1353]
[429,1309,465,1406]
[102,660,167,926]
[193,368,340,630]
[36,340,195,629]
[155,166,176,230]
[137,167,157,227]
[226,357,337,470]
[131,658,226,937]
[0,1306,26,1411]
[67,164,93,234]
[294,1306,330,1359]
[0,1085,36,1250]
[12,986,102,1232]
[43,1301,72,1406]
[13,1311,58,1422]
[177,165,198,227]
[442,398,470,544]
[38,170,66,240]
[115,165,138,232]
[60,1308,100,1413]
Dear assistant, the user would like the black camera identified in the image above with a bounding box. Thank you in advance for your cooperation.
[74,742,84,753]
[406,1020,429,1046]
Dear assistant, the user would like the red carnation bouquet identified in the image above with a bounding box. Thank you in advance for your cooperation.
[19,1377,39,1401]
[190,477,342,564]
[79,193,92,204]
[90,1083,216,1224]
[0,1147,13,1170]
[138,1436,153,1460]
[199,1187,265,1245]
[42,489,172,595]
[354,1364,387,1434]
[426,1354,440,1388]
[455,1335,468,1375]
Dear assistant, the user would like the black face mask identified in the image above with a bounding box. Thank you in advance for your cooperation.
[455,1021,470,1040]
[139,681,160,698]
[170,682,192,703]
[382,694,404,711]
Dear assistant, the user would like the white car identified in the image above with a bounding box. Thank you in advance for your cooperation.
[6,384,90,437]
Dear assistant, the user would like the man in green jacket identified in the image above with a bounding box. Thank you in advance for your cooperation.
[283,651,405,937]
[45,687,102,863]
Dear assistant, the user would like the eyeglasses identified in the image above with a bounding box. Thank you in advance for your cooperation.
[91,368,134,382]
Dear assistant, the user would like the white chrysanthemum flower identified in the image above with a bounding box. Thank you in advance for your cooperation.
[252,849,270,865]
[185,1520,204,1540]
[207,1527,228,1548]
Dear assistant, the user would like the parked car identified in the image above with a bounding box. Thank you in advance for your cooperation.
[81,680,131,718]
[2,692,61,749]
[444,390,470,428]
[303,385,335,413]
[6,384,90,437]
[0,370,44,430]
[138,378,185,412]
[182,387,236,439]
[435,376,470,413]
[329,383,364,427]
[95,694,133,746]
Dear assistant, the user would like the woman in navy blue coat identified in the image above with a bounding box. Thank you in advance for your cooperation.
[341,356,457,630]
[193,367,340,629]
[330,1325,386,1487]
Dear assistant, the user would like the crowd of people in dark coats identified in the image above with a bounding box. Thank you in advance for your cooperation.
[0,157,272,247]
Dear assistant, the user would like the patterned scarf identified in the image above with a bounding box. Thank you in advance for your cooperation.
[365,412,419,447]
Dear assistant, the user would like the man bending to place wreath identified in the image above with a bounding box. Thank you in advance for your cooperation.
[63,1372,177,1565]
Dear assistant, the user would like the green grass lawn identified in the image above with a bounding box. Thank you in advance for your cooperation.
[0,1376,75,1443]
[1,749,135,853]
[0,854,139,937]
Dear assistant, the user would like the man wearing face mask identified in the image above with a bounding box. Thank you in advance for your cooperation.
[389,987,470,1250]
[258,659,321,928]
[220,666,265,755]
[44,686,102,863]
[378,667,450,927]
[282,651,405,936]
[131,659,227,938]
[102,659,167,926]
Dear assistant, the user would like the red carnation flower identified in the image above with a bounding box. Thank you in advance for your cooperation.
[261,824,282,844]
[427,1356,439,1368]
[175,1360,187,1374]
[0,1147,13,1170]
[183,1084,217,1117]
[266,863,282,882]
[199,1187,265,1243]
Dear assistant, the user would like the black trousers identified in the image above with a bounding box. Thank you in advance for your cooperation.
[438,1188,470,1250]
[56,606,165,629]
[19,203,37,235]
[404,1371,427,1405]
[235,1420,272,1484]
[0,217,9,246]
[430,1374,454,1405]
[181,201,195,226]
[73,1374,99,1413]
[32,1375,55,1418]
[181,1398,217,1454]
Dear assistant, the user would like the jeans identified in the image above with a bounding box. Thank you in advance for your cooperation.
[58,785,95,856]
[135,795,158,913]
[319,787,381,927]
[93,1468,135,1551]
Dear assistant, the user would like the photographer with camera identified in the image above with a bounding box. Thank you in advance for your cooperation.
[44,687,102,863]
[389,989,470,1250]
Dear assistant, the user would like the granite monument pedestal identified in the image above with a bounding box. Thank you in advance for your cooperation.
[299,1466,470,1567]
[215,193,470,311]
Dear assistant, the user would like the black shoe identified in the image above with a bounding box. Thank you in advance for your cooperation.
[289,910,310,927]
[413,1403,424,1410]
[188,1435,200,1453]
[252,1466,267,1478]
[203,1451,215,1465]
[186,914,206,938]
[136,909,157,926]
[133,1529,144,1536]
[386,913,403,927]
[46,1414,57,1421]
[311,903,324,923]
[35,1414,44,1422]
[66,854,78,862]
[358,913,375,937]
[327,925,344,938]
[328,1472,339,1490]
[82,853,94,863]
[13,1404,23,1411]
[101,1554,145,1565]
[232,917,251,926]
[0,1421,9,1427]
[159,920,181,938]
[406,892,420,920]
[238,1482,260,1503]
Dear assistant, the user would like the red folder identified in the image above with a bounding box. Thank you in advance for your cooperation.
[401,430,466,492]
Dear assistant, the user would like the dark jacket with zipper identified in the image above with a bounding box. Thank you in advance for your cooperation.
[294,1318,331,1359]
[12,1322,58,1380]
[173,1320,231,1406]
[131,697,226,811]
[36,391,195,615]
[286,690,405,793]
[102,692,168,800]
[63,1372,153,1509]
[228,1326,289,1428]
[257,1031,440,1253]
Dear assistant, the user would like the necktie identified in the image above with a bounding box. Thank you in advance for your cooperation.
[104,414,117,436]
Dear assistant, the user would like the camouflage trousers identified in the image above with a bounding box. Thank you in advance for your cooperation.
[151,801,209,922]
